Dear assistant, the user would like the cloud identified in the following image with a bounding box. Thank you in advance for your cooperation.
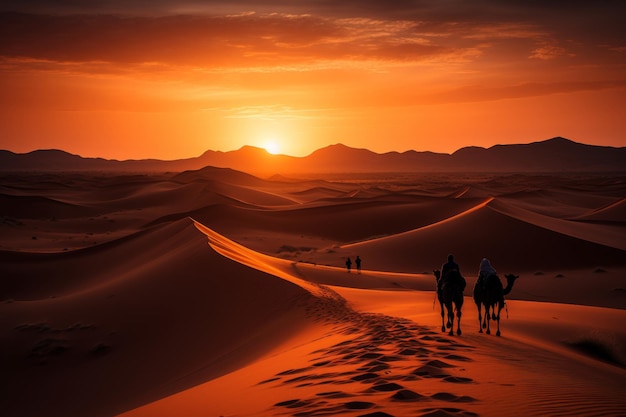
[219,104,331,121]
[424,80,626,105]
[529,44,570,60]
[1,1,624,70]
[0,12,465,68]
[1,2,624,110]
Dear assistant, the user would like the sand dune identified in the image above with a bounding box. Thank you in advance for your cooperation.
[1,171,624,417]
[337,198,625,274]
[1,219,319,417]
[572,197,626,222]
[115,220,626,417]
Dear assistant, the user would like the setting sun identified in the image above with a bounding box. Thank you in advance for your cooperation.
[264,141,280,155]
[1,3,625,417]
[0,2,623,160]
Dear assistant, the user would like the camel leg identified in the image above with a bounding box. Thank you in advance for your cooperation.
[485,304,492,335]
[496,303,503,336]
[440,303,446,333]
[456,305,462,336]
[476,302,483,333]
[448,306,455,336]
[481,304,489,333]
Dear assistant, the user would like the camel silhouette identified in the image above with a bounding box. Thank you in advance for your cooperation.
[473,273,519,336]
[433,269,466,336]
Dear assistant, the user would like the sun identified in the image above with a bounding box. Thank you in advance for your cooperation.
[264,141,280,155]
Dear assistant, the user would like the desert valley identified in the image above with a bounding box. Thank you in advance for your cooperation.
[1,139,625,417]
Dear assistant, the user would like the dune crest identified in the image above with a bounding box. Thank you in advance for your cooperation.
[193,219,328,297]
[342,197,494,249]
[119,220,626,417]
[1,171,624,417]
[1,219,323,417]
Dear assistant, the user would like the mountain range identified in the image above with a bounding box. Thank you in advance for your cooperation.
[1,137,624,174]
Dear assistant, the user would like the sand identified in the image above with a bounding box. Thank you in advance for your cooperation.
[1,170,625,417]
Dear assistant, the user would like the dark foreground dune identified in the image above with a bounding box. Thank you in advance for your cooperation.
[1,170,625,417]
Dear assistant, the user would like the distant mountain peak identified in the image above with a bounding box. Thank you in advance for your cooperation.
[547,136,572,142]
[324,143,351,149]
[1,137,624,173]
[311,143,375,156]
[237,145,266,152]
[538,136,576,145]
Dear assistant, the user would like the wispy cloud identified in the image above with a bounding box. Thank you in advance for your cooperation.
[2,4,623,72]
[529,43,571,60]
[1,1,624,158]
[0,13,452,68]
[218,104,345,121]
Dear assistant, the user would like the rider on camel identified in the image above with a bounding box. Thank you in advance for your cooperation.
[439,254,466,293]
[477,258,497,287]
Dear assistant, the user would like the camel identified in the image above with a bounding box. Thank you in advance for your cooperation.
[433,269,466,336]
[473,273,519,336]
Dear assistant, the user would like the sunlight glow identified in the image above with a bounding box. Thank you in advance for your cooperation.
[264,141,280,155]
[1,6,624,159]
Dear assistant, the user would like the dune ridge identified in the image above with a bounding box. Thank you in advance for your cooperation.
[118,220,626,417]
[328,197,625,275]
[342,197,495,248]
[1,170,624,417]
[1,219,322,417]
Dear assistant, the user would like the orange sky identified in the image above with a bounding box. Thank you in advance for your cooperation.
[1,1,624,159]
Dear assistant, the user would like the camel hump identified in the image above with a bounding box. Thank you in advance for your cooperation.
[484,273,502,288]
[443,270,466,290]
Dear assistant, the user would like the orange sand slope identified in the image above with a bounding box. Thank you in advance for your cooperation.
[1,171,625,417]
[1,219,318,417]
[117,220,626,417]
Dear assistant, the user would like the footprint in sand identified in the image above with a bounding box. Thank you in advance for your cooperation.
[431,392,477,403]
[443,376,474,384]
[443,354,473,362]
[315,391,354,399]
[368,382,404,392]
[351,372,380,382]
[274,398,376,416]
[267,285,479,417]
[418,407,479,417]
[390,389,429,402]
[358,361,390,373]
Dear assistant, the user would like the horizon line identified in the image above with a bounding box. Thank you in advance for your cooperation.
[1,136,604,161]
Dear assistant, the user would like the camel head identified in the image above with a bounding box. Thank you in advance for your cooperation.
[503,274,519,295]
[504,274,519,282]
[433,269,441,282]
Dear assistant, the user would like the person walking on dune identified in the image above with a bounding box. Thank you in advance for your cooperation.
[346,257,352,273]
[355,256,362,273]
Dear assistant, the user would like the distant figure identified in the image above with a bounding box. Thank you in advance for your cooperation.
[346,257,352,273]
[355,256,362,273]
